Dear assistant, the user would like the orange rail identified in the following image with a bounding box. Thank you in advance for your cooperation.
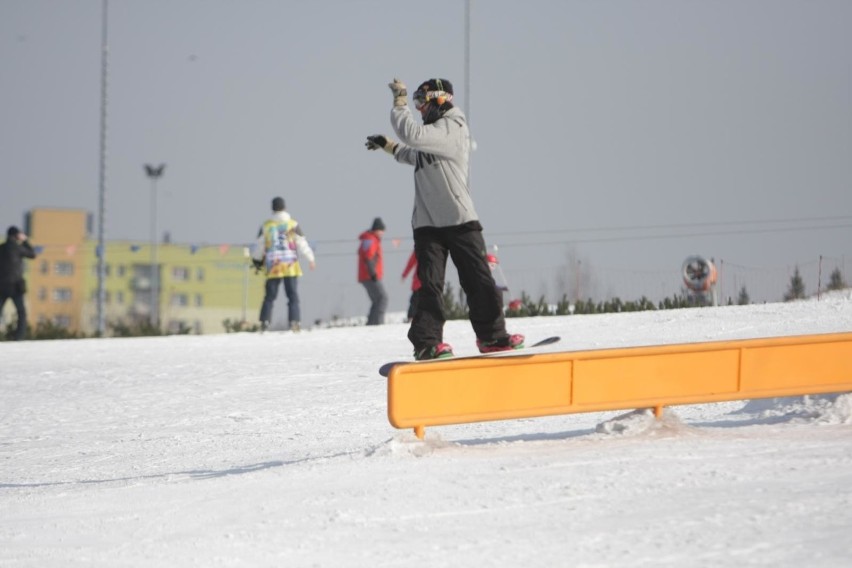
[387,332,852,439]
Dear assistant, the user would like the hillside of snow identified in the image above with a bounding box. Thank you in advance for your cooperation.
[2,294,851,567]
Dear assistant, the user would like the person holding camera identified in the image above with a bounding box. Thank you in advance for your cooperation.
[0,226,37,340]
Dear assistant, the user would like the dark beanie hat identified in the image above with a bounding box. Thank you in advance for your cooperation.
[7,226,20,238]
[272,197,285,211]
[371,217,386,231]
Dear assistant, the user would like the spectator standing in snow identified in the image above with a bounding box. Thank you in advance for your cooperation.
[401,250,421,322]
[357,217,388,326]
[364,77,523,360]
[251,197,315,332]
[0,226,37,340]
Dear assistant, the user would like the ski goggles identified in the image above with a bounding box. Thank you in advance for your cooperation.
[412,89,453,110]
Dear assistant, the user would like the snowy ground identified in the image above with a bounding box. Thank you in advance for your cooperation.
[2,294,851,567]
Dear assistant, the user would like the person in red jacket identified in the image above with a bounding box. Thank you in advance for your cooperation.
[401,250,421,322]
[357,218,388,325]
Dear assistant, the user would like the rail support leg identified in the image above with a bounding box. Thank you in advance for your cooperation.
[414,425,425,439]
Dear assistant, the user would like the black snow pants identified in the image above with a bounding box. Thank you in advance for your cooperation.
[407,221,507,350]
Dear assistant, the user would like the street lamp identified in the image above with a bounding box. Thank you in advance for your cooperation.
[144,163,165,329]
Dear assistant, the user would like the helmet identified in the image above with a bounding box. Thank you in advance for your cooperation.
[413,78,454,125]
[412,78,454,107]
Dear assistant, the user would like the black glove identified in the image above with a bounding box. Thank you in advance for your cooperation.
[252,258,264,272]
[365,135,398,155]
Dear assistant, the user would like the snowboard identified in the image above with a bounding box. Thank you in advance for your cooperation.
[379,336,561,377]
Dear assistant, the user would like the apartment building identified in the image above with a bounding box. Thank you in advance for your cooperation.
[6,208,263,335]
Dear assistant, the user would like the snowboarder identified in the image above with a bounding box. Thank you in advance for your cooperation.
[365,77,523,360]
[251,197,315,332]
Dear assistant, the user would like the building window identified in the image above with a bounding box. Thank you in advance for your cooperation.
[194,294,203,307]
[95,264,111,276]
[171,293,189,307]
[40,260,49,274]
[196,267,205,281]
[53,315,72,328]
[90,290,115,302]
[116,291,124,304]
[55,261,75,276]
[172,267,190,281]
[117,265,126,277]
[53,288,73,303]
[38,287,47,301]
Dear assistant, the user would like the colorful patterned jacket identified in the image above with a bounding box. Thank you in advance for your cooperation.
[251,211,315,279]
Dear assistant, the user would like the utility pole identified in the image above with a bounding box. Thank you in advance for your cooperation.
[95,0,109,336]
[464,0,476,180]
[242,247,250,323]
[144,163,166,329]
[464,0,471,121]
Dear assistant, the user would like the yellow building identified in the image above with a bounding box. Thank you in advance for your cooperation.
[12,208,263,336]
[23,208,90,332]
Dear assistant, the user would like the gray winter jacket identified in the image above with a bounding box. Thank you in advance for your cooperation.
[390,106,479,229]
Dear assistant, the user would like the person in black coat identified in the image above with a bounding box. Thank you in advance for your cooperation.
[0,226,37,340]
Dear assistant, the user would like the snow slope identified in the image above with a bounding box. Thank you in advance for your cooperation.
[2,294,851,567]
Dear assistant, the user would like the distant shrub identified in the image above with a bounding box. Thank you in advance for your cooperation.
[223,319,261,333]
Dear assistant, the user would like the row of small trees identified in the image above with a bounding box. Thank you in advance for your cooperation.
[4,267,847,340]
[1,318,192,341]
[783,266,847,301]
[440,266,848,320]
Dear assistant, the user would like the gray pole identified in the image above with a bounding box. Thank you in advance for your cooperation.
[464,0,473,180]
[242,255,249,323]
[144,164,165,329]
[464,0,471,121]
[151,177,157,328]
[95,0,109,336]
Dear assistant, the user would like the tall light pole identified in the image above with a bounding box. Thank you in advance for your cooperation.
[95,0,109,336]
[242,247,250,323]
[144,163,165,329]
[464,0,471,121]
[464,0,476,179]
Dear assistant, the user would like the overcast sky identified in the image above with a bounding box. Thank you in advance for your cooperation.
[2,0,850,326]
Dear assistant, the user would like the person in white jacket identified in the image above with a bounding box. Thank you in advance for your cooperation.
[251,197,315,331]
[365,78,523,360]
